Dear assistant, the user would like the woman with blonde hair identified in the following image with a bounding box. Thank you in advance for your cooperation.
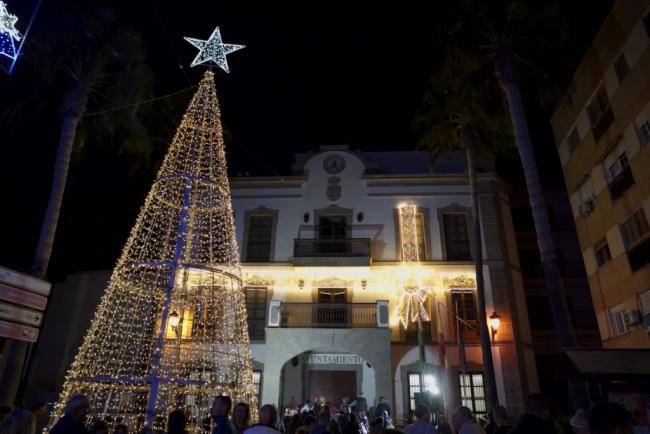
[0,410,35,434]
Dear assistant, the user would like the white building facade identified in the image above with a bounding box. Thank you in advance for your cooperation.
[231,146,538,422]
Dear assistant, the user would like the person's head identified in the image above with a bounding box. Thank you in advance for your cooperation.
[342,397,349,404]
[259,404,278,427]
[167,410,187,434]
[588,401,633,434]
[570,409,588,434]
[0,406,12,423]
[65,394,91,422]
[414,403,432,422]
[378,397,385,404]
[492,405,509,427]
[0,410,35,434]
[91,420,109,434]
[319,396,326,404]
[451,406,473,430]
[114,423,128,434]
[525,393,549,421]
[30,401,47,419]
[233,403,251,427]
[210,395,232,418]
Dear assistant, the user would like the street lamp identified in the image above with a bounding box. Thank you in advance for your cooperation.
[489,311,501,340]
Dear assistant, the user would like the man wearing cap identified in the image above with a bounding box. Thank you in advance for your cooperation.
[50,394,91,434]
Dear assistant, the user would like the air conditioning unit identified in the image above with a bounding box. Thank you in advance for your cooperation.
[623,309,642,327]
[579,195,596,216]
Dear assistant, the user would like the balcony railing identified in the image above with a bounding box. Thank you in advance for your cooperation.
[247,318,266,341]
[608,165,635,202]
[293,238,371,258]
[275,302,385,328]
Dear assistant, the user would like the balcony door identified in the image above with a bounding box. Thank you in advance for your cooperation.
[317,288,347,326]
[318,216,348,254]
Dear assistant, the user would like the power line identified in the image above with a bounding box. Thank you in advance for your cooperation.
[83,86,196,117]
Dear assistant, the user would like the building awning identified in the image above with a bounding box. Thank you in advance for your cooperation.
[565,349,650,376]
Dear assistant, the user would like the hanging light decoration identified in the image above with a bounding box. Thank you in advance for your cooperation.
[47,71,257,433]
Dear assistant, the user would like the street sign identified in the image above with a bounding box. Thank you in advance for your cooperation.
[0,266,50,343]
[0,265,51,296]
[0,282,48,311]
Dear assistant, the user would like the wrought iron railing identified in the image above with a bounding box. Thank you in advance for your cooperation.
[279,302,378,328]
[293,238,371,257]
[247,318,266,341]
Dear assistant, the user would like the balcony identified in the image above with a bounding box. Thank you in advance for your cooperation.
[608,165,635,202]
[269,301,388,328]
[293,238,372,266]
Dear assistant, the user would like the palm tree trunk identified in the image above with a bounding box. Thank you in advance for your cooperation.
[498,82,576,349]
[462,130,499,412]
[30,86,87,279]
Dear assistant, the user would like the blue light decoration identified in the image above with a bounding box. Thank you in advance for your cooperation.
[0,0,43,75]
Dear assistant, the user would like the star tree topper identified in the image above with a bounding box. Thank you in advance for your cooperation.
[0,1,22,41]
[184,26,244,72]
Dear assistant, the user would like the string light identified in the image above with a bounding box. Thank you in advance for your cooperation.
[0,1,21,61]
[184,27,244,72]
[397,285,430,328]
[47,71,257,433]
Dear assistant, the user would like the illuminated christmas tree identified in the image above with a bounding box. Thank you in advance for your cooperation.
[48,70,257,433]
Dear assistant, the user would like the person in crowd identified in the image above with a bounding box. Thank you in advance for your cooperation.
[114,423,128,434]
[29,402,47,424]
[309,413,332,434]
[451,406,484,434]
[211,395,236,434]
[352,394,368,417]
[50,394,91,434]
[509,393,554,434]
[380,411,393,429]
[588,401,634,434]
[484,405,510,434]
[287,413,301,434]
[140,427,155,434]
[167,410,187,434]
[301,401,313,415]
[0,407,11,425]
[435,415,452,434]
[296,415,316,434]
[404,403,438,434]
[339,398,351,416]
[570,409,588,434]
[233,403,251,434]
[368,418,384,434]
[245,404,281,434]
[374,398,391,419]
[91,420,109,434]
[0,410,35,434]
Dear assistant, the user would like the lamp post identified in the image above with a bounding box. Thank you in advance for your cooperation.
[489,311,501,340]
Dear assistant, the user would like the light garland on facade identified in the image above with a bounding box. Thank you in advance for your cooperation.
[48,71,257,433]
[398,203,420,263]
[397,285,430,328]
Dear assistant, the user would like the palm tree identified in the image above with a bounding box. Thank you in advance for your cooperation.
[0,5,159,405]
[23,7,157,279]
[414,46,511,412]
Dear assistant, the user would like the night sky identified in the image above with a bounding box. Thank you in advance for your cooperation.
[0,0,613,281]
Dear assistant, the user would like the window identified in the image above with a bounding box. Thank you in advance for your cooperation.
[459,373,487,418]
[245,287,268,340]
[588,86,610,126]
[246,216,274,262]
[452,290,479,341]
[621,208,650,248]
[253,370,262,402]
[398,205,428,261]
[607,152,629,183]
[594,238,612,266]
[613,55,629,82]
[610,305,628,336]
[407,372,422,412]
[566,126,580,154]
[638,121,650,145]
[443,214,471,260]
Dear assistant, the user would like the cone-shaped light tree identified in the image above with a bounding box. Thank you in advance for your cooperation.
[48,71,257,433]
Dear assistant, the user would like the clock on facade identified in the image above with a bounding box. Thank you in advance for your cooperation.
[323,154,346,174]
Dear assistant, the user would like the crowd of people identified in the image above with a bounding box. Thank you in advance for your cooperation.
[0,392,642,434]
